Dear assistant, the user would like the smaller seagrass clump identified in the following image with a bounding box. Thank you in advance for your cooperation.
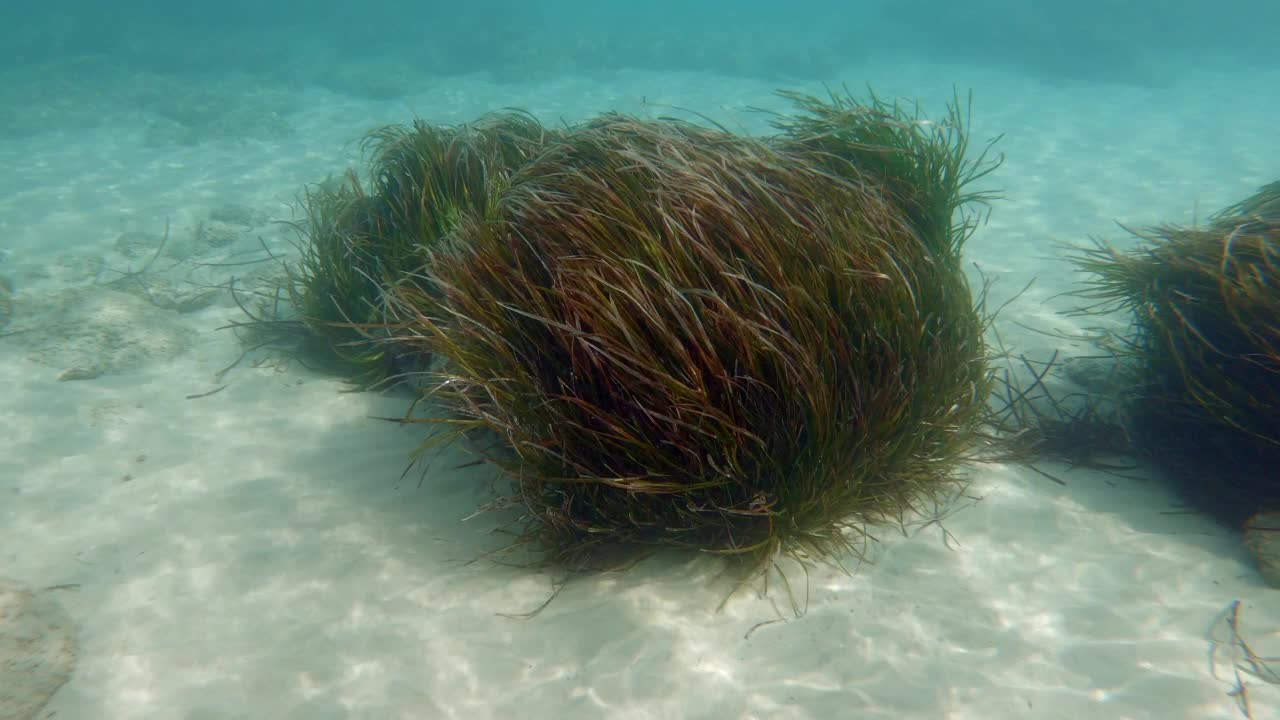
[1070,182,1280,524]
[289,112,554,383]
[379,94,997,568]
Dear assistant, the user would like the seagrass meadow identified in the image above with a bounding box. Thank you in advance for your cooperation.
[291,90,1002,570]
[9,35,1280,716]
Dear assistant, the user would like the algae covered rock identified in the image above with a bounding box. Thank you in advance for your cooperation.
[0,578,77,720]
[1244,511,1280,588]
[6,286,195,378]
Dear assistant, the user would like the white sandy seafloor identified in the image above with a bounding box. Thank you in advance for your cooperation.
[1,57,1279,720]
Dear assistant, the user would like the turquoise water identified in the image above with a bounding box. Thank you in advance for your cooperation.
[3,1,1277,139]
[1,3,1278,719]
[3,1,1278,86]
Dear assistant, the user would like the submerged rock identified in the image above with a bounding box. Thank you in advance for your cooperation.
[5,286,195,378]
[0,577,77,720]
[1244,510,1280,588]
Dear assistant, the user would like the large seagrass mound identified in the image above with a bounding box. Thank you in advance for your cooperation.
[375,95,997,568]
[1071,182,1280,526]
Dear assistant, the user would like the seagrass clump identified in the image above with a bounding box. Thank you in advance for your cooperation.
[388,95,996,567]
[290,112,554,383]
[1071,182,1280,522]
[771,89,1000,258]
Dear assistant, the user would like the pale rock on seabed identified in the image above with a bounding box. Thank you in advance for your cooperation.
[1,60,1278,720]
